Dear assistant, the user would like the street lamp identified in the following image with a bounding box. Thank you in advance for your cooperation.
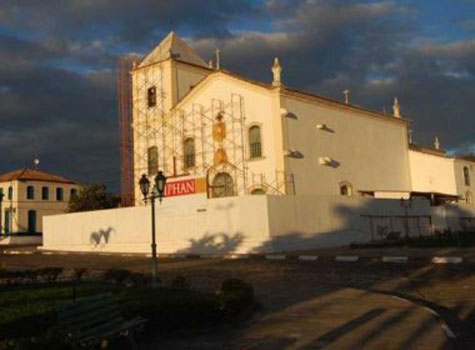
[400,197,413,239]
[139,171,167,287]
[0,191,3,235]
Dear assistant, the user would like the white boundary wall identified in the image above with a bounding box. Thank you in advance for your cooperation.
[42,195,475,254]
[0,235,42,246]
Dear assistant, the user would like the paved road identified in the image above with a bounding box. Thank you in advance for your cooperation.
[2,248,474,349]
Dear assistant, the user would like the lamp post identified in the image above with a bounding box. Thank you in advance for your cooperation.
[139,171,167,287]
[400,197,413,239]
[0,191,3,235]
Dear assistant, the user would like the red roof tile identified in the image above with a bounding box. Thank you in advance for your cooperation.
[0,168,76,184]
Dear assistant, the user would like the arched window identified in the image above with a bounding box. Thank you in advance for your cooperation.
[464,166,471,186]
[56,187,64,201]
[251,188,265,195]
[249,125,262,158]
[42,187,49,200]
[26,186,35,200]
[212,172,235,198]
[183,138,195,169]
[8,186,12,200]
[28,210,37,233]
[147,86,157,107]
[339,182,353,196]
[467,191,473,205]
[147,146,158,176]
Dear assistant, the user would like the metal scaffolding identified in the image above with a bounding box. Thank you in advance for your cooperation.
[120,55,294,203]
[118,56,135,207]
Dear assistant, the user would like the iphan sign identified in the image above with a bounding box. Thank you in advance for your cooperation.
[164,178,206,197]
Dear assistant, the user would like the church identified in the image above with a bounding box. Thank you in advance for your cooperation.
[41,32,475,254]
[130,32,473,205]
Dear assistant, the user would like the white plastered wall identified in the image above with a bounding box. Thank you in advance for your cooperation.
[0,180,77,233]
[42,194,474,254]
[408,150,457,194]
[42,194,270,254]
[281,95,412,196]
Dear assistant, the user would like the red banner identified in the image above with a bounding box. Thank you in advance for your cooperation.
[164,179,196,197]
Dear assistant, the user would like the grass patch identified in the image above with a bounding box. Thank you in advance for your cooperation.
[0,278,255,349]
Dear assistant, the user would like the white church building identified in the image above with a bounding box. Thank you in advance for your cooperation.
[42,32,475,254]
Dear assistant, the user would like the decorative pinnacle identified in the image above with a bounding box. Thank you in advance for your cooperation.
[215,48,220,70]
[393,97,401,118]
[343,89,350,105]
[272,57,282,87]
[434,136,440,150]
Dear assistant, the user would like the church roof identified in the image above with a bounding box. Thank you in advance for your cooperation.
[0,168,76,184]
[139,31,207,68]
[174,68,409,125]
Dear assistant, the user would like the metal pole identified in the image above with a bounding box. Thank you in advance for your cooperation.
[151,195,158,287]
[404,204,409,239]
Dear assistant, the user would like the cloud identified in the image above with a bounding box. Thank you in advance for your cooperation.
[0,0,474,194]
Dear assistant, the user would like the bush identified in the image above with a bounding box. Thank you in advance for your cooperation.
[103,269,131,285]
[219,279,255,320]
[1,328,72,350]
[38,268,63,282]
[170,275,189,290]
[73,268,87,281]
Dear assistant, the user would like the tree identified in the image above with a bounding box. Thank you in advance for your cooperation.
[68,183,120,213]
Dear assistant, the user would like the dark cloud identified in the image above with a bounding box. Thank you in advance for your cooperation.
[194,0,474,153]
[0,0,474,193]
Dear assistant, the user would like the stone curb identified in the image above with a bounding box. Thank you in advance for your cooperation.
[0,250,467,264]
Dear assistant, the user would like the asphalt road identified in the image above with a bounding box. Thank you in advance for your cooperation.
[1,248,474,349]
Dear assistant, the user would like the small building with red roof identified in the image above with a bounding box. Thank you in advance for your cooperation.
[0,168,79,236]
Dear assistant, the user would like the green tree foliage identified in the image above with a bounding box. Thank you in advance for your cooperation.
[68,183,119,212]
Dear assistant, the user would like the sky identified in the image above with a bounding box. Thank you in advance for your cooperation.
[0,0,474,193]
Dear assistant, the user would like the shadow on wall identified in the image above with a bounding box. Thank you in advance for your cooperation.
[177,232,244,255]
[252,198,475,253]
[90,227,115,248]
[251,231,363,254]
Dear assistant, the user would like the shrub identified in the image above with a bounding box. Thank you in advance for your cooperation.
[128,273,148,290]
[38,268,63,282]
[170,275,189,290]
[102,269,131,285]
[73,268,87,281]
[219,279,255,320]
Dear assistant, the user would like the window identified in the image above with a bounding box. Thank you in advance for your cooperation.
[212,172,235,198]
[4,209,10,233]
[147,86,157,107]
[42,187,49,200]
[340,182,353,196]
[71,188,78,197]
[467,191,473,205]
[183,138,195,169]
[28,210,37,233]
[26,186,35,200]
[464,166,471,186]
[56,187,64,201]
[8,186,12,200]
[251,188,265,195]
[147,146,158,176]
[249,125,262,158]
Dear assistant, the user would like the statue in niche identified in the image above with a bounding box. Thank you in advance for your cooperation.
[213,113,226,142]
[213,113,228,164]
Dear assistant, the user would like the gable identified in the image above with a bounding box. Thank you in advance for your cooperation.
[139,32,207,68]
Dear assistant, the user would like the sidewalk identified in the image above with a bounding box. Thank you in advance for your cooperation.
[145,286,450,349]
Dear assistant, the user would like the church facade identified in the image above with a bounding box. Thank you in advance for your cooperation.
[131,32,473,206]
